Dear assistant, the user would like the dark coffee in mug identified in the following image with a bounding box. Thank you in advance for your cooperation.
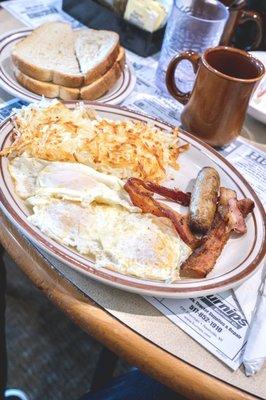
[166,46,265,147]
[205,50,261,79]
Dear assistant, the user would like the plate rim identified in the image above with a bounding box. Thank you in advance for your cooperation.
[0,101,265,298]
[0,28,136,105]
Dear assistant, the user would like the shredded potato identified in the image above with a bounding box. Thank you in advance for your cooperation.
[1,101,188,182]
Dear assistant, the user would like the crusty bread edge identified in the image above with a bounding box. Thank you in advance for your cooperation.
[14,47,126,101]
[53,70,84,88]
[14,68,80,100]
[118,47,126,70]
[81,47,125,100]
[12,50,84,88]
[12,28,120,88]
[12,52,53,82]
[80,31,120,85]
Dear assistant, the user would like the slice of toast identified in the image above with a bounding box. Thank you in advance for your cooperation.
[74,28,120,85]
[81,47,125,99]
[14,48,125,101]
[12,22,82,88]
[12,22,120,89]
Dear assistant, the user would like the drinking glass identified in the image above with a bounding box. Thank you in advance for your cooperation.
[156,0,229,94]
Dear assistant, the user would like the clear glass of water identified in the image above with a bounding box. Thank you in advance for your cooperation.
[156,0,229,94]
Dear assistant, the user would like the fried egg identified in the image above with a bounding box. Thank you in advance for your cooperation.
[9,155,137,211]
[9,156,48,199]
[28,198,191,281]
[10,155,192,281]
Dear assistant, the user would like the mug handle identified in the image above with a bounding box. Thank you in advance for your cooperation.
[236,10,263,50]
[166,51,201,105]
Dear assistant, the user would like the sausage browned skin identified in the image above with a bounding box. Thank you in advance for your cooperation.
[181,194,254,279]
[189,167,220,234]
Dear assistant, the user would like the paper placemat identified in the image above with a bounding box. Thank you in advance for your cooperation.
[0,96,264,376]
[0,4,265,398]
[30,240,266,399]
[1,98,264,368]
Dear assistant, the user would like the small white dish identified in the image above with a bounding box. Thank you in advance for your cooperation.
[0,28,136,105]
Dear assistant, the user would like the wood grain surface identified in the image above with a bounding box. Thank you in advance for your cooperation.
[0,212,258,400]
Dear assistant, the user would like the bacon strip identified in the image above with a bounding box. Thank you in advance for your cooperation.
[228,198,247,234]
[140,180,191,206]
[180,189,254,278]
[237,198,254,218]
[219,187,254,234]
[124,178,199,249]
[180,215,230,278]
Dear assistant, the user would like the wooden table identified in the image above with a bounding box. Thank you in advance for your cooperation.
[0,6,265,400]
[0,212,259,400]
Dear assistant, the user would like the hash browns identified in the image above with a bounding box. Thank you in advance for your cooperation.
[0,101,187,183]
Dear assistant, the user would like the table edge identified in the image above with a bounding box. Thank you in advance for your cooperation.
[0,212,259,400]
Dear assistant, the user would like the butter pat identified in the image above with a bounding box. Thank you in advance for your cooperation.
[124,0,167,32]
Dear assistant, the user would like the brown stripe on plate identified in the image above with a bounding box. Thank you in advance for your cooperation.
[0,116,260,284]
[0,30,133,104]
[0,102,265,297]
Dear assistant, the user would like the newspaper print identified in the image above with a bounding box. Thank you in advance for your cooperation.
[0,0,265,371]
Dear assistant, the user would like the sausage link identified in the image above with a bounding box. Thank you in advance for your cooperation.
[189,167,220,234]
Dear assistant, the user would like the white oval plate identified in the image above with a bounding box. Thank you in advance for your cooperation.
[0,102,265,298]
[0,28,136,105]
[248,51,266,125]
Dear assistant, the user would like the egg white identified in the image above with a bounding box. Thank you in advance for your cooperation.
[10,155,192,282]
[9,155,48,199]
[9,155,138,212]
[28,198,191,281]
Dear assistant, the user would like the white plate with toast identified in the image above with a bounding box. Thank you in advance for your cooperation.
[0,27,136,105]
[0,101,265,298]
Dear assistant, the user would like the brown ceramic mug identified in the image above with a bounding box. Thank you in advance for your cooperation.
[220,0,263,50]
[166,46,265,147]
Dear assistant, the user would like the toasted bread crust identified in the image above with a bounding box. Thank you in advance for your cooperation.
[12,52,84,88]
[14,47,126,101]
[52,71,84,88]
[118,47,126,70]
[12,52,53,82]
[81,61,121,100]
[15,68,59,97]
[14,69,80,100]
[12,25,120,88]
[83,42,120,85]
[81,47,125,100]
